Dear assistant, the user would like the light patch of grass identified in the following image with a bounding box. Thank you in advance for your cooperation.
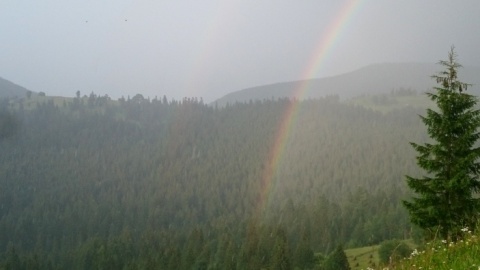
[345,244,380,270]
[346,94,433,113]
[9,95,73,110]
[345,239,417,270]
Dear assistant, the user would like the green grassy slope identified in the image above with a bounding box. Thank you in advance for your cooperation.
[346,244,380,270]
[346,93,433,113]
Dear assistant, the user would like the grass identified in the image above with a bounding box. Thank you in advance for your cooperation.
[345,244,380,270]
[7,94,120,111]
[345,240,416,270]
[391,230,480,270]
[346,94,433,113]
[7,94,74,110]
[356,229,480,269]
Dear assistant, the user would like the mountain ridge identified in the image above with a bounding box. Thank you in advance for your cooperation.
[0,76,32,98]
[213,62,480,106]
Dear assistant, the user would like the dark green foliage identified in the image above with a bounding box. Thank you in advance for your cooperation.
[378,239,412,265]
[0,93,427,268]
[0,109,19,140]
[323,245,350,270]
[183,228,205,269]
[404,48,480,240]
[4,245,21,270]
[269,228,291,270]
[293,231,315,269]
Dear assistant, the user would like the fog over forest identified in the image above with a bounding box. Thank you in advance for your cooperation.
[2,1,480,269]
[1,57,480,269]
[0,85,428,268]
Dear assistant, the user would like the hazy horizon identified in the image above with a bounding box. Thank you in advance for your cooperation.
[2,0,480,102]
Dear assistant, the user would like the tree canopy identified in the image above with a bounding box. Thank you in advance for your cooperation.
[0,91,426,268]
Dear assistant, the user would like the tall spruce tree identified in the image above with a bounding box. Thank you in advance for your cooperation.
[323,245,350,270]
[404,47,480,240]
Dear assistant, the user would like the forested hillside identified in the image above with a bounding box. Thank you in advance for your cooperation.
[0,94,426,269]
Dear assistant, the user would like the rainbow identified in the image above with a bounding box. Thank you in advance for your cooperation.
[255,0,362,218]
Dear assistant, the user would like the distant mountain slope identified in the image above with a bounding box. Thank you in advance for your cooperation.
[214,63,480,106]
[0,77,31,98]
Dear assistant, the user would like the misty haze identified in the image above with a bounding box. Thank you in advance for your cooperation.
[1,1,480,269]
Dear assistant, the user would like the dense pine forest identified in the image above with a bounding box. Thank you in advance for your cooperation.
[0,93,427,269]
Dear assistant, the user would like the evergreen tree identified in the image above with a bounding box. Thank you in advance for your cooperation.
[4,245,22,270]
[293,231,315,270]
[323,245,350,270]
[0,109,18,140]
[404,47,480,240]
[378,239,412,265]
[270,237,291,270]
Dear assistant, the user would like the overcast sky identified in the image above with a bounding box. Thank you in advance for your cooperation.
[1,0,479,102]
